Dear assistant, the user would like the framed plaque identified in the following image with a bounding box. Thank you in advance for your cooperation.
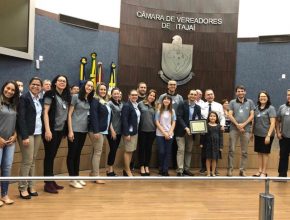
[189,120,207,134]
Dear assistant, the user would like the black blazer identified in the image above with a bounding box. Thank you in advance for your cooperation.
[121,101,138,136]
[175,100,202,137]
[17,92,40,140]
[89,98,109,133]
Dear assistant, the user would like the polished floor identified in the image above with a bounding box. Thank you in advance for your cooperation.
[1,168,289,220]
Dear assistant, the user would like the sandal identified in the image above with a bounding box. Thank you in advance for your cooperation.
[1,196,14,205]
[260,173,268,177]
[253,172,262,177]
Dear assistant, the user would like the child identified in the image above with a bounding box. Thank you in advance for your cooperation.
[155,95,176,176]
[200,111,223,177]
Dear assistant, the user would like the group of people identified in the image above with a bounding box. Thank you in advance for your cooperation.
[0,76,289,207]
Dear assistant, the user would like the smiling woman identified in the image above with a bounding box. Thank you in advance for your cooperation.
[17,77,43,200]
[0,81,19,206]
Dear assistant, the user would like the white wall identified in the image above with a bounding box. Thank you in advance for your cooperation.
[238,0,290,37]
[36,0,121,28]
[36,0,290,37]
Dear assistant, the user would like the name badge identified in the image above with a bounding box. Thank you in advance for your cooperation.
[257,114,261,117]
[239,109,243,113]
[286,111,290,116]
[63,103,67,109]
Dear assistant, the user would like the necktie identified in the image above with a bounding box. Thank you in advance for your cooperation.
[208,103,212,112]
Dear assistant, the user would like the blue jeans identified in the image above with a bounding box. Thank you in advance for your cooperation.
[0,143,16,197]
[156,136,173,173]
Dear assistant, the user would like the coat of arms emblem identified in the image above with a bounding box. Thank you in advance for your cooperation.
[158,35,194,85]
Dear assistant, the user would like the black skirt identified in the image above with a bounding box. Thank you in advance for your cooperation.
[254,135,274,154]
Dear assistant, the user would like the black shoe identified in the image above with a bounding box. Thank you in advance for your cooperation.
[52,181,64,190]
[183,170,194,176]
[177,172,184,176]
[27,188,38,196]
[123,170,128,176]
[19,190,31,200]
[107,171,117,177]
[162,172,170,176]
[199,168,206,175]
[140,172,147,176]
[44,182,58,194]
[145,172,150,176]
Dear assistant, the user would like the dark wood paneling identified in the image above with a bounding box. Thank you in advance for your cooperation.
[119,0,239,100]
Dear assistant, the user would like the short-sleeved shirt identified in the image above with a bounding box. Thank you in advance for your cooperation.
[155,110,176,137]
[70,94,90,132]
[277,104,290,138]
[253,105,276,137]
[229,98,255,132]
[0,104,17,139]
[158,93,183,112]
[138,101,156,132]
[108,100,123,134]
[44,94,68,131]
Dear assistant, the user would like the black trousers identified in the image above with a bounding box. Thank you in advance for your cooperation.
[43,130,64,177]
[107,134,122,166]
[67,132,87,176]
[278,137,290,177]
[138,131,156,167]
[170,137,178,169]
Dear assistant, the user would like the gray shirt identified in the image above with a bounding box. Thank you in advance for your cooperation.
[70,94,90,132]
[45,95,68,131]
[0,104,17,139]
[138,101,156,132]
[158,93,183,112]
[229,98,255,132]
[108,100,123,134]
[253,105,276,137]
[277,104,290,138]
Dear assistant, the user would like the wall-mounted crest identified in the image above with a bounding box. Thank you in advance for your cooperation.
[158,35,194,85]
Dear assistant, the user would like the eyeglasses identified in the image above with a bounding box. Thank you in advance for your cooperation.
[130,94,138,96]
[169,84,176,86]
[57,79,67,83]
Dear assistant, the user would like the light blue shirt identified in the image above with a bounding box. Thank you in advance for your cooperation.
[30,92,42,135]
[189,103,195,120]
[100,104,111,135]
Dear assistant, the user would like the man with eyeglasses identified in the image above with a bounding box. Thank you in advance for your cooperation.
[158,80,183,169]
[175,90,202,176]
[200,89,225,175]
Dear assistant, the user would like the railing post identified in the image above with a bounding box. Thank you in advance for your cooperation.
[259,179,274,220]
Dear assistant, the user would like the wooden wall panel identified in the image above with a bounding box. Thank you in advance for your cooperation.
[119,0,239,101]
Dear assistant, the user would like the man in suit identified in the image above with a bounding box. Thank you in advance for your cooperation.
[175,90,202,176]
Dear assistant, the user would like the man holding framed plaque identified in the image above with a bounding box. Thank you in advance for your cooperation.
[175,90,202,176]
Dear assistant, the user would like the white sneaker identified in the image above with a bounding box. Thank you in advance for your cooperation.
[78,180,86,186]
[69,181,83,189]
